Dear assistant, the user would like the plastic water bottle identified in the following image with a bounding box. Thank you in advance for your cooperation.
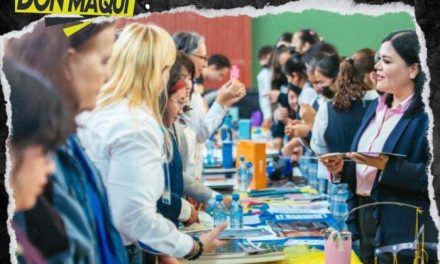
[245,162,253,191]
[229,193,243,229]
[221,115,233,142]
[237,156,247,192]
[213,194,227,227]
[206,138,215,165]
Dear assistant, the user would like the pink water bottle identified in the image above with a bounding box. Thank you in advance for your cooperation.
[324,230,352,264]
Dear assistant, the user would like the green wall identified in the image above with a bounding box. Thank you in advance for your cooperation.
[251,10,415,88]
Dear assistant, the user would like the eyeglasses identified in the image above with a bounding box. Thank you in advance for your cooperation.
[169,98,186,109]
[180,73,192,81]
[189,53,208,62]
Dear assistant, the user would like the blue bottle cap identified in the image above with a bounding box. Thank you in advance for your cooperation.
[239,156,245,162]
[232,193,240,201]
[215,194,223,201]
[246,162,253,168]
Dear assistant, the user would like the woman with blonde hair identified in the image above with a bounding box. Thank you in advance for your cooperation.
[78,23,227,263]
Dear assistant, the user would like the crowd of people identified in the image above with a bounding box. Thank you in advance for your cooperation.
[2,19,438,264]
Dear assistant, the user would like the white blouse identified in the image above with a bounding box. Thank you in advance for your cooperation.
[185,91,229,178]
[77,99,193,258]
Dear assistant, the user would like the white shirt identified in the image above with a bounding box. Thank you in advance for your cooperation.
[185,91,228,179]
[77,99,193,258]
[298,82,318,106]
[257,67,273,120]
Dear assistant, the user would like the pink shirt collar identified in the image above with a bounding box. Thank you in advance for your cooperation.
[377,93,415,114]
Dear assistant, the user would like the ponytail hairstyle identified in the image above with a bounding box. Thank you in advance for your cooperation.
[352,48,376,88]
[333,57,370,112]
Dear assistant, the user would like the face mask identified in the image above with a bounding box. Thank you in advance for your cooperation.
[319,86,335,99]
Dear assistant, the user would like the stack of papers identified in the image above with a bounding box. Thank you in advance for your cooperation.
[202,175,236,189]
[303,151,407,160]
[267,201,330,215]
[267,220,328,238]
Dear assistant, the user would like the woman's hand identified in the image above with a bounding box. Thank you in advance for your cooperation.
[320,156,344,174]
[346,153,389,170]
[216,80,246,107]
[284,120,300,137]
[262,118,273,129]
[290,146,303,162]
[285,122,311,138]
[199,223,229,253]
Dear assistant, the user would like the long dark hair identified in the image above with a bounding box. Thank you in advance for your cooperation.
[381,30,423,117]
[5,21,114,114]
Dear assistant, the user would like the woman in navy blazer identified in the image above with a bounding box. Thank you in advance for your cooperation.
[322,30,438,264]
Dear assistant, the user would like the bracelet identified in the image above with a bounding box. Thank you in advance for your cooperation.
[184,237,204,261]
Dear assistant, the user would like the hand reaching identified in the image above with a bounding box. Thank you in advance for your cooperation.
[199,223,229,253]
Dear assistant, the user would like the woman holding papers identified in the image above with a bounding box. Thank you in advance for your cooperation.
[78,24,227,263]
[321,30,438,264]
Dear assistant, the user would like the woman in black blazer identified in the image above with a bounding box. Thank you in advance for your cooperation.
[321,30,438,264]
